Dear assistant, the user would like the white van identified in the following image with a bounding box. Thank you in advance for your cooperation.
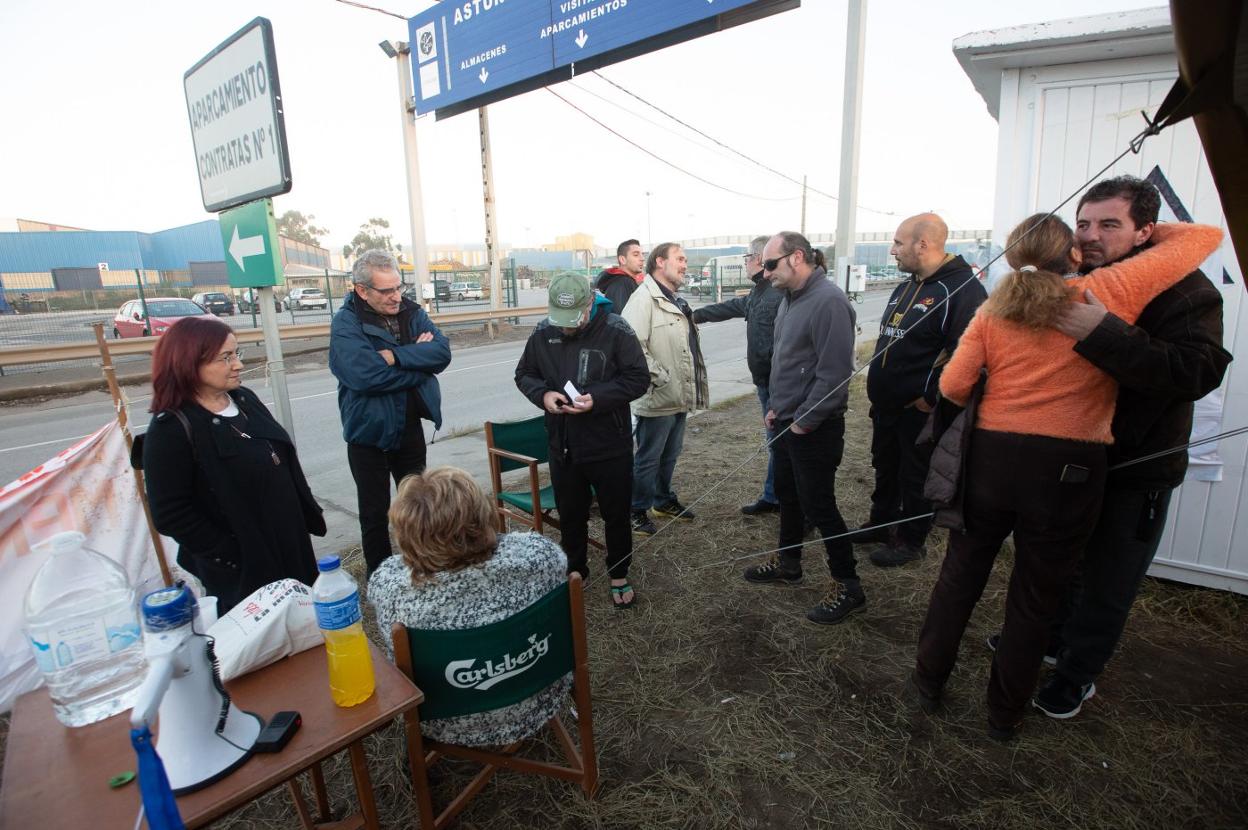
[696,255,749,297]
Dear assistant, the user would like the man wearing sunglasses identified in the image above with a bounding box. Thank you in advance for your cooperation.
[693,235,783,515]
[742,232,863,625]
[330,248,452,575]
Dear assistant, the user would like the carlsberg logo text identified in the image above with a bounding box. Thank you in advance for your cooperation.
[445,633,551,691]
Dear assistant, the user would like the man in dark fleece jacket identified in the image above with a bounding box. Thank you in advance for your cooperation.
[864,213,986,568]
[515,273,650,608]
[1029,176,1232,719]
[741,231,862,626]
[693,235,784,515]
[595,238,645,314]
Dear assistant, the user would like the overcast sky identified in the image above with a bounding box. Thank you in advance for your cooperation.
[0,0,1157,253]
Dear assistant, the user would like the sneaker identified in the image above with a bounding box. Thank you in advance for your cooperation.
[907,672,941,715]
[805,583,866,625]
[652,499,696,521]
[631,511,657,536]
[1033,675,1096,720]
[986,633,1059,666]
[852,522,893,545]
[742,556,803,585]
[869,542,926,568]
[741,499,781,516]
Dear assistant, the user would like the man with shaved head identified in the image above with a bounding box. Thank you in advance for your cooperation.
[860,213,986,566]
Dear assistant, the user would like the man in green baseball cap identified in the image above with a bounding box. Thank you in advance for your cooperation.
[547,271,593,330]
[516,272,650,609]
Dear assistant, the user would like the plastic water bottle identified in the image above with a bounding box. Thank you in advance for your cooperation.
[312,556,375,707]
[23,531,146,727]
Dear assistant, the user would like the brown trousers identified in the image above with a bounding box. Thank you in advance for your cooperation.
[914,429,1106,729]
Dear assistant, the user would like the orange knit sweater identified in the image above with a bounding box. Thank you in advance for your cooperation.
[940,223,1223,444]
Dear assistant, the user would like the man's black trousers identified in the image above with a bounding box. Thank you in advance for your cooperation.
[1051,486,1173,687]
[773,415,856,581]
[347,414,427,576]
[868,403,934,547]
[549,451,633,580]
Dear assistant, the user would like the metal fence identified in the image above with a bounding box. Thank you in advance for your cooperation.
[0,264,526,377]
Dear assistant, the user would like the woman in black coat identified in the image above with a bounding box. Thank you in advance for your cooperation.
[142,316,325,612]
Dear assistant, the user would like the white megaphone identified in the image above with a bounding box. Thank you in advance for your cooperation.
[130,585,262,794]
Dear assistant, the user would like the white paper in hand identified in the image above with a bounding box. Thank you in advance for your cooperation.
[563,380,585,407]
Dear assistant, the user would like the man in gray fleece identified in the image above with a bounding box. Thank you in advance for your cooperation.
[742,231,863,625]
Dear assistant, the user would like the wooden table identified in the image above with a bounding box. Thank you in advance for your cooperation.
[0,641,422,829]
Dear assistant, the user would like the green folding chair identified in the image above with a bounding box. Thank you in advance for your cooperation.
[483,416,602,549]
[391,573,598,828]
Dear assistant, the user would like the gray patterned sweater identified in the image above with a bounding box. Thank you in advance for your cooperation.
[367,532,572,746]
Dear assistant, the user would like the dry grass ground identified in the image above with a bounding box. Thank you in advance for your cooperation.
[3,371,1246,828]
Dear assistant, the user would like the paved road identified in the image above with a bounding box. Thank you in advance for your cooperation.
[1,288,892,555]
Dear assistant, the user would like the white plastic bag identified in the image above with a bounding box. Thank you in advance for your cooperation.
[208,579,322,681]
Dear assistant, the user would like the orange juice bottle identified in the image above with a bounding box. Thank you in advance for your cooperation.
[312,556,375,707]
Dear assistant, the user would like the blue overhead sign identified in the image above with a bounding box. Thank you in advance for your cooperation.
[408,0,797,118]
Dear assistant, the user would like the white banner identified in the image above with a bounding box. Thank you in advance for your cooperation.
[0,421,171,713]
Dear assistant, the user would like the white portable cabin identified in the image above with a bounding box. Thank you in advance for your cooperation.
[954,7,1247,594]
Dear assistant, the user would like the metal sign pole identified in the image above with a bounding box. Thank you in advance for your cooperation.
[479,105,503,337]
[257,286,294,437]
[395,44,432,307]
[835,0,867,291]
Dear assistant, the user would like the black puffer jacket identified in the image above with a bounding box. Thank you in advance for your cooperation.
[515,296,650,464]
[693,271,782,387]
[867,256,986,408]
[1074,268,1232,489]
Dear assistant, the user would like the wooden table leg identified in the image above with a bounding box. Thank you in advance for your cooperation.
[348,740,381,830]
[310,761,332,821]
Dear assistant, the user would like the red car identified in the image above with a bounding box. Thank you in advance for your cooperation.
[112,297,210,338]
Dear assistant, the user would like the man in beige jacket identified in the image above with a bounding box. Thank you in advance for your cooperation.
[620,242,710,535]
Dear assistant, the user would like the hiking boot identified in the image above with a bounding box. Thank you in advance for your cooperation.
[870,542,926,568]
[1033,674,1096,720]
[852,522,893,545]
[986,633,1060,666]
[631,511,657,536]
[652,499,696,521]
[907,672,941,715]
[741,499,781,516]
[743,556,803,585]
[805,582,866,625]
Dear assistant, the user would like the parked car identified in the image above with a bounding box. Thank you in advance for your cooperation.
[237,288,283,314]
[192,291,234,316]
[402,279,450,305]
[112,297,210,338]
[285,287,328,311]
[449,281,483,301]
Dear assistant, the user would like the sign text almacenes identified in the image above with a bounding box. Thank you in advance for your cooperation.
[188,61,275,181]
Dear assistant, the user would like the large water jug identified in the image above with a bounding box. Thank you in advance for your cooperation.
[312,555,375,707]
[23,531,146,726]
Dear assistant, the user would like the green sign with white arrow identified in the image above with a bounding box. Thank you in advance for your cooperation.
[219,198,284,288]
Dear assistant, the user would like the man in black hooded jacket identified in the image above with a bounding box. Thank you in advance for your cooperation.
[515,273,650,608]
[864,213,986,567]
[595,238,645,314]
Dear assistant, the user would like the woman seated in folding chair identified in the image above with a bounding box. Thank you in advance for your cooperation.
[368,466,572,746]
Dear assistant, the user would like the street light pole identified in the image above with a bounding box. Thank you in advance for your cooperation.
[645,190,653,249]
[385,41,431,305]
